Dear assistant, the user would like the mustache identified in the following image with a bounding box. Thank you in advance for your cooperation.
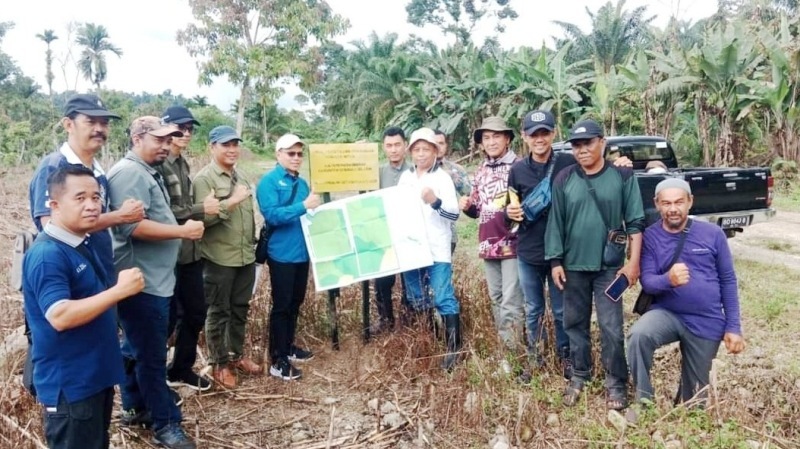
[91,133,107,140]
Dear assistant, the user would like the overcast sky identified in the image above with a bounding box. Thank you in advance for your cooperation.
[2,0,717,112]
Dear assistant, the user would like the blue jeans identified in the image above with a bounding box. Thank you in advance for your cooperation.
[517,259,568,360]
[563,270,627,389]
[403,262,459,315]
[118,293,181,430]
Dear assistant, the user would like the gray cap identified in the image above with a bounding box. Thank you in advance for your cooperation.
[655,178,692,196]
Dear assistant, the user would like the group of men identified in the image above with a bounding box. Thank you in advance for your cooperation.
[22,94,318,449]
[373,110,746,415]
[21,94,747,449]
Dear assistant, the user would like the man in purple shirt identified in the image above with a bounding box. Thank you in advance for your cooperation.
[628,178,746,414]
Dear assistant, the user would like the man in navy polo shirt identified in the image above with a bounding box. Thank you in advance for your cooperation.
[24,165,144,449]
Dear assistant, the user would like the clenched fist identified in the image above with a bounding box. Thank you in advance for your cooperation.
[118,199,145,224]
[115,267,145,299]
[668,262,690,287]
[458,196,472,211]
[421,187,437,205]
[181,219,205,240]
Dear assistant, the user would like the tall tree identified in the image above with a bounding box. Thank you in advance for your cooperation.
[36,29,58,98]
[554,0,654,74]
[406,0,518,46]
[177,0,348,136]
[76,23,122,90]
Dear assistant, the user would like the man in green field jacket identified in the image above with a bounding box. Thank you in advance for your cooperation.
[192,125,260,389]
[157,106,216,392]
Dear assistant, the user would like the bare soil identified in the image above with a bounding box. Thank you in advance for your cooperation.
[728,210,800,271]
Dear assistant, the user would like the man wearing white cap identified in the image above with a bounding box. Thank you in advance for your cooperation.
[256,133,320,381]
[398,127,462,371]
[627,178,745,419]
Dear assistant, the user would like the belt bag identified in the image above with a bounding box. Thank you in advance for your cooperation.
[603,229,628,267]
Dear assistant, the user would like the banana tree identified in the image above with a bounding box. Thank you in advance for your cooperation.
[739,15,800,162]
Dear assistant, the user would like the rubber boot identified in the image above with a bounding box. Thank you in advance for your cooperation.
[441,314,462,371]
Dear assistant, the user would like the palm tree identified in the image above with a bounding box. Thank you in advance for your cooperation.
[36,29,58,97]
[553,0,655,75]
[76,23,122,90]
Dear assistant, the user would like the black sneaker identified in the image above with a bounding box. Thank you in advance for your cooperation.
[269,358,303,380]
[170,387,184,407]
[153,423,196,449]
[288,345,314,363]
[118,408,153,429]
[167,371,212,392]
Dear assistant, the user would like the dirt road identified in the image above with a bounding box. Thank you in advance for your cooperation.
[727,210,800,271]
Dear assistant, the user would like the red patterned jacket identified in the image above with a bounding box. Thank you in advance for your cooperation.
[464,150,520,259]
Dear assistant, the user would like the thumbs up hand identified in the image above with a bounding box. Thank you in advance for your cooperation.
[203,189,220,215]
[303,189,321,210]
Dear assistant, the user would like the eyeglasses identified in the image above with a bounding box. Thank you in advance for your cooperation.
[282,151,304,158]
[178,124,194,133]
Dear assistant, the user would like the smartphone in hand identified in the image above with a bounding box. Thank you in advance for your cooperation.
[605,274,630,302]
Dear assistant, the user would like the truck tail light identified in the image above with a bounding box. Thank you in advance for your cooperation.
[767,175,774,207]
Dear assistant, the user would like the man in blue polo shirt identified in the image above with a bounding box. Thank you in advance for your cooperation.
[24,165,144,449]
[29,93,145,269]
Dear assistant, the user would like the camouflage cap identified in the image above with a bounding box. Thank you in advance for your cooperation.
[128,116,183,138]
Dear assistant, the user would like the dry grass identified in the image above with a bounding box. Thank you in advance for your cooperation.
[1,163,799,448]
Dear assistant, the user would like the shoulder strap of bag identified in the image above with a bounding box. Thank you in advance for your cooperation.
[287,180,299,205]
[542,155,556,181]
[576,168,612,231]
[667,219,692,267]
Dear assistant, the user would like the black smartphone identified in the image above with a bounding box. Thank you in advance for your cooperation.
[604,274,630,302]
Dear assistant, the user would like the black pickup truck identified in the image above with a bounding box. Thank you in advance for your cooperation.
[553,136,776,237]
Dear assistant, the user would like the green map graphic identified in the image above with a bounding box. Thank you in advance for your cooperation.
[307,195,399,289]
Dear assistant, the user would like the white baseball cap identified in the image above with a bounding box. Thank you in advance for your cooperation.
[275,133,305,152]
[408,127,439,150]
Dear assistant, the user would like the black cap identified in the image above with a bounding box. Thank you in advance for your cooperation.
[161,105,201,126]
[568,119,604,142]
[522,110,555,135]
[63,94,121,119]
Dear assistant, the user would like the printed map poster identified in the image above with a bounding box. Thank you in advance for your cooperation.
[309,143,380,192]
[300,185,433,291]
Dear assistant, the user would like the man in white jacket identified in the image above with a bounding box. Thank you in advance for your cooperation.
[398,127,462,370]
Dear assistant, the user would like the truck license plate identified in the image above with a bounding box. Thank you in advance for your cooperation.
[720,215,751,228]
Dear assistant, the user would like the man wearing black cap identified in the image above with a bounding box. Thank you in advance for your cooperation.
[506,110,574,380]
[29,93,145,272]
[545,119,645,411]
[108,116,204,449]
[157,106,217,391]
